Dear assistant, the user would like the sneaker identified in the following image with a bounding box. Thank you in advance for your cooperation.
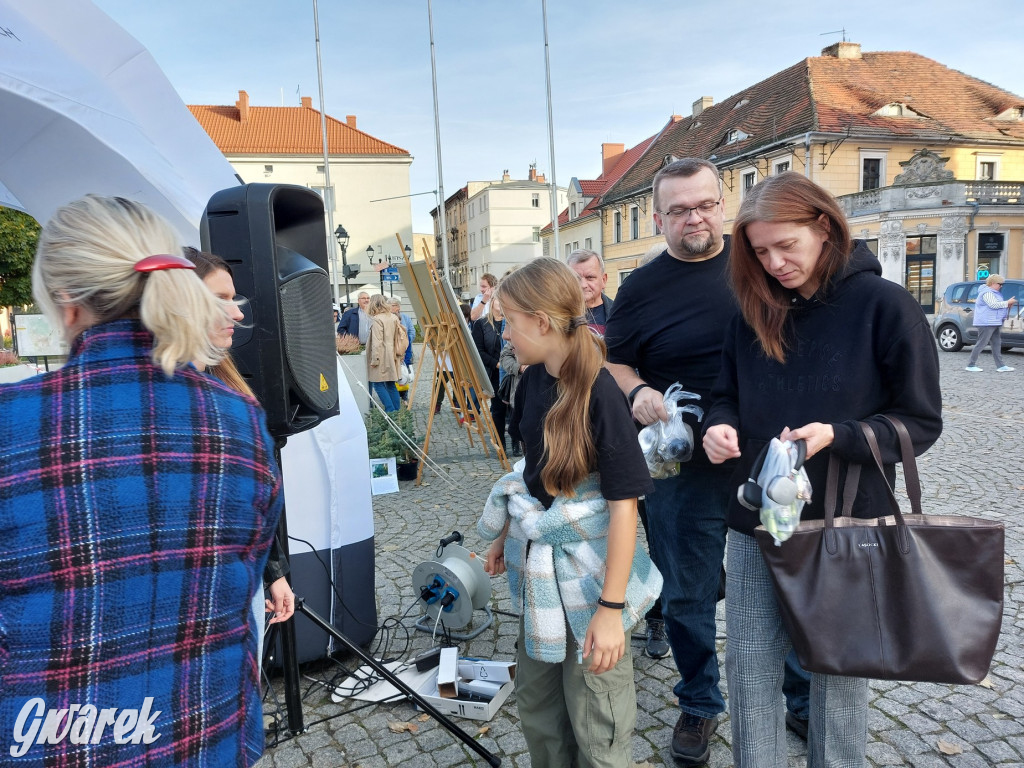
[511,442,523,457]
[965,366,983,372]
[997,365,1015,372]
[671,712,718,765]
[785,710,809,741]
[645,619,671,659]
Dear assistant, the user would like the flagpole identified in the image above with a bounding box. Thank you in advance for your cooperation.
[541,0,560,259]
[313,0,340,307]
[427,0,450,282]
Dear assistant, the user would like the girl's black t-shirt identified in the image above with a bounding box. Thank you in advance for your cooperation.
[512,365,653,509]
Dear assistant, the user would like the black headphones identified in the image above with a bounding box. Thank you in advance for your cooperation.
[737,439,807,511]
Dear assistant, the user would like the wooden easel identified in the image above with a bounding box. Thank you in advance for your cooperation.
[396,235,510,483]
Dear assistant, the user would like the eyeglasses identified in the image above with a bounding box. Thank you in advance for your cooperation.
[657,200,721,220]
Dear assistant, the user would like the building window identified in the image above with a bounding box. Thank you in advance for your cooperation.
[482,227,489,247]
[542,239,550,257]
[978,161,997,181]
[653,214,662,236]
[309,185,334,211]
[614,211,622,243]
[264,164,273,175]
[773,160,790,175]
[864,239,879,256]
[859,151,887,191]
[469,233,476,252]
[480,197,487,213]
[572,241,579,251]
[619,269,634,285]
[741,171,756,198]
[570,202,577,219]
[532,193,540,208]
[469,202,475,219]
[533,226,541,243]
[630,206,640,240]
[565,243,572,259]
[584,237,592,250]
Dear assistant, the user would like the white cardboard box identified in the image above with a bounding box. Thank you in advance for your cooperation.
[415,674,515,721]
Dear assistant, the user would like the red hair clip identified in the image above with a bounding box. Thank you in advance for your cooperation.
[133,254,197,272]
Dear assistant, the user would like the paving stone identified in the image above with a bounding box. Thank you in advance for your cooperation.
[975,739,1022,763]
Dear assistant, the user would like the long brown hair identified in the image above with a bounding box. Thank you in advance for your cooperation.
[495,258,605,498]
[182,247,256,398]
[731,172,851,363]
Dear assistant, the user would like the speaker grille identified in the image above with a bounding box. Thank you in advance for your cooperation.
[281,273,338,412]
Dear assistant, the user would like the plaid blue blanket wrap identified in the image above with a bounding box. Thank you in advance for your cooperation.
[478,468,662,663]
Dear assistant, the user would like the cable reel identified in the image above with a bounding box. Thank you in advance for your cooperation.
[412,531,493,639]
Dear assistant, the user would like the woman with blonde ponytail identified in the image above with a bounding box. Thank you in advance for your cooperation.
[1,195,282,766]
[478,257,661,768]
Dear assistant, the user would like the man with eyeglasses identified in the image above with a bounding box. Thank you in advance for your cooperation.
[605,158,810,763]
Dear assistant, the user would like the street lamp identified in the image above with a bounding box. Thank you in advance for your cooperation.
[334,224,350,307]
[404,244,412,262]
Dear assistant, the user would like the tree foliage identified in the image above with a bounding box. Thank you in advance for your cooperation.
[0,207,40,308]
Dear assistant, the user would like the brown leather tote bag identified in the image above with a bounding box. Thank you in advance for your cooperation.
[753,416,1004,684]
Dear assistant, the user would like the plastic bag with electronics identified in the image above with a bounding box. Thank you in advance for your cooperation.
[739,438,812,546]
[637,383,704,479]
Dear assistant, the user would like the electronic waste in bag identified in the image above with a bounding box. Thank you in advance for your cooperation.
[415,648,517,721]
[638,383,703,478]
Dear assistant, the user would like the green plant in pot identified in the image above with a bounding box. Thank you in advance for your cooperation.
[365,407,420,480]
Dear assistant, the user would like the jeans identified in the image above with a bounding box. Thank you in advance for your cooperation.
[644,462,731,718]
[371,381,401,412]
[784,650,811,719]
[726,532,867,768]
[967,325,1005,368]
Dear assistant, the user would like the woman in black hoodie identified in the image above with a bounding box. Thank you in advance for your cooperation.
[703,172,942,768]
[472,301,508,451]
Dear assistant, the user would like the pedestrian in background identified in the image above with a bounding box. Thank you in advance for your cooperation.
[367,293,407,412]
[965,273,1017,372]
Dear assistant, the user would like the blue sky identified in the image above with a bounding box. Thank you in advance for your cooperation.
[93,0,1024,233]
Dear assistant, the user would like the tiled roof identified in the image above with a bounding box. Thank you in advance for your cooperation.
[188,96,409,156]
[542,134,657,233]
[604,49,1024,203]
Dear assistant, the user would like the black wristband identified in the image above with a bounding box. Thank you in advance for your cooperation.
[628,383,651,405]
[596,597,626,610]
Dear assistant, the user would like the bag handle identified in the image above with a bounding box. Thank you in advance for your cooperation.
[880,415,922,515]
[823,453,862,553]
[859,418,914,553]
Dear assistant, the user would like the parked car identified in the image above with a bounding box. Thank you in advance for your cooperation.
[932,279,1024,352]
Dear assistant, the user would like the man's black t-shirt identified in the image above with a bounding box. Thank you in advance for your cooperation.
[512,365,653,509]
[604,239,738,462]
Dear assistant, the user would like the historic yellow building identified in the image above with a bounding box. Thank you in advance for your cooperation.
[595,42,1024,311]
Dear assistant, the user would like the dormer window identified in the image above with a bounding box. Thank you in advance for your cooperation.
[873,102,924,118]
[733,98,750,110]
[995,106,1024,121]
[726,128,751,144]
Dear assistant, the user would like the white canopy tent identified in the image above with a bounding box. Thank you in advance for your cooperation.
[0,0,240,241]
[0,0,377,658]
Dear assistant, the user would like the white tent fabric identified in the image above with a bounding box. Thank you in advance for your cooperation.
[0,0,240,240]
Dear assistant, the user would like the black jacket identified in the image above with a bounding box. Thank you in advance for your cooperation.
[704,241,943,536]
[472,316,503,389]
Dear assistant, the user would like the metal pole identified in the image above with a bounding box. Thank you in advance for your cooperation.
[313,0,340,308]
[341,242,350,306]
[427,0,450,281]
[541,0,560,259]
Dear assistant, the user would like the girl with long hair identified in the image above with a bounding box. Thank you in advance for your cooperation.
[703,173,942,767]
[478,258,661,768]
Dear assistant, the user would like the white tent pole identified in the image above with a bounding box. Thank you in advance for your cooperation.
[427,0,450,282]
[313,0,341,308]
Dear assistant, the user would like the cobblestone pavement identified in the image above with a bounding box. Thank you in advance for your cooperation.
[258,344,1024,768]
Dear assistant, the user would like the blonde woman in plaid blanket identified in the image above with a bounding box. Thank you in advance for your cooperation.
[479,258,662,768]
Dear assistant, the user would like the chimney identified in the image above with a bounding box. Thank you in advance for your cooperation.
[671,114,684,123]
[528,165,538,182]
[692,97,713,117]
[346,115,357,129]
[502,169,511,182]
[301,96,313,109]
[537,173,546,184]
[821,41,862,59]
[602,143,625,176]
[235,90,249,124]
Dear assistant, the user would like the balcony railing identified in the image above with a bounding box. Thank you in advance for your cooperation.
[838,180,1024,217]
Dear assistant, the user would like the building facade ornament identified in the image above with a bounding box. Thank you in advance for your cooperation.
[894,148,955,185]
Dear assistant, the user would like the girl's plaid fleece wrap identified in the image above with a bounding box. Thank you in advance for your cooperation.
[478,467,662,663]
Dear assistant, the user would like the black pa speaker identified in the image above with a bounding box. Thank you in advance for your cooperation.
[201,183,339,437]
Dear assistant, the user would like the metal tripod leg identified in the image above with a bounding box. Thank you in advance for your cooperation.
[294,596,501,767]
